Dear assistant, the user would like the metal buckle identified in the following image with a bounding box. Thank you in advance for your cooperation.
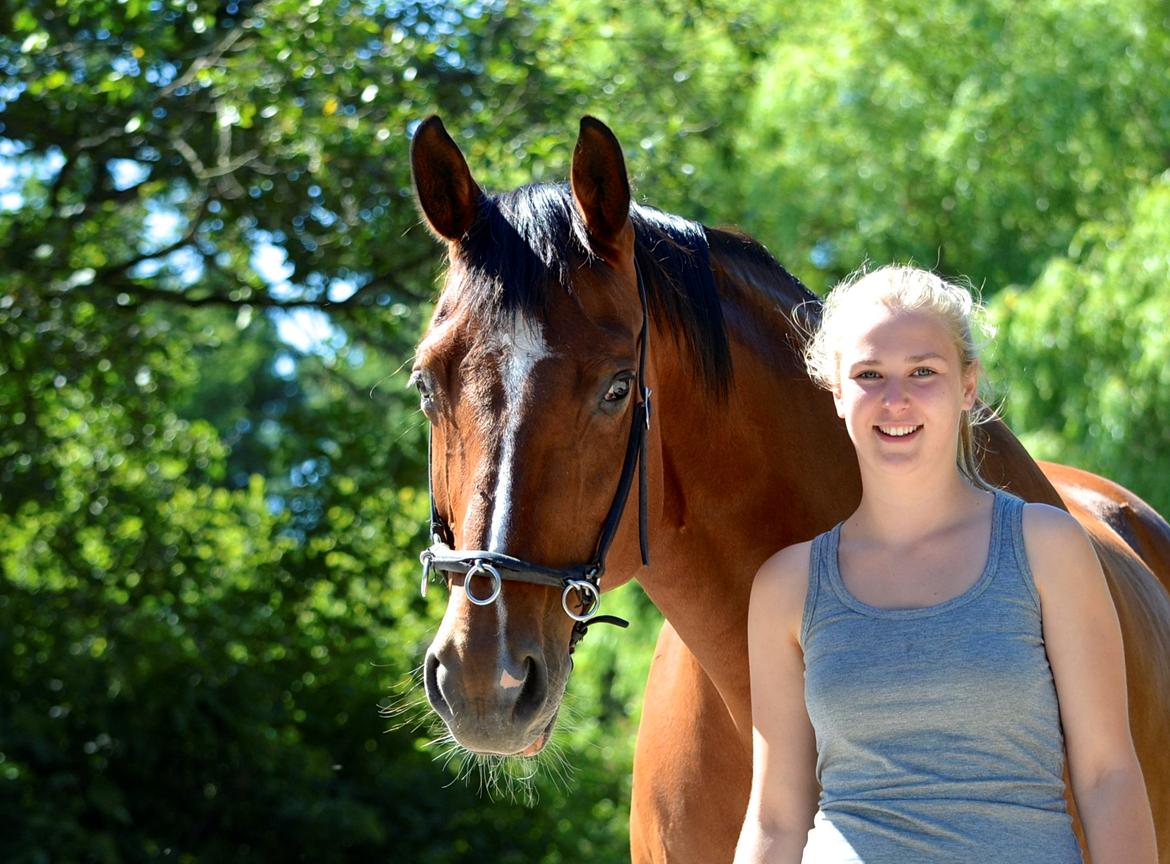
[643,387,652,429]
[562,579,601,622]
[419,549,434,598]
[465,561,503,606]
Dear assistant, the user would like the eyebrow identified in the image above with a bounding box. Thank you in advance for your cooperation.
[907,352,946,363]
[850,352,948,366]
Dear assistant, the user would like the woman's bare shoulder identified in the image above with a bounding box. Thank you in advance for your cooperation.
[1020,501,1101,593]
[1021,499,1086,537]
[750,540,815,630]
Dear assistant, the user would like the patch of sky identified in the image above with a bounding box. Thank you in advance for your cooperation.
[250,232,296,297]
[251,230,346,360]
[128,245,203,287]
[273,352,297,379]
[168,247,204,286]
[0,142,65,210]
[290,457,329,488]
[110,55,141,78]
[126,199,202,284]
[327,279,357,303]
[143,202,182,243]
[274,308,340,356]
[144,61,179,87]
[109,158,151,191]
[810,239,836,269]
[0,81,28,109]
[363,0,490,67]
[310,203,337,227]
[0,169,19,212]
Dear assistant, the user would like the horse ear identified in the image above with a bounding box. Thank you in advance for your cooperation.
[410,116,483,241]
[571,116,631,254]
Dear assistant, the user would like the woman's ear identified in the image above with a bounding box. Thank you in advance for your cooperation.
[962,360,981,411]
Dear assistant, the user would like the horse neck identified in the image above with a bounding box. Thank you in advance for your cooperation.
[638,241,862,729]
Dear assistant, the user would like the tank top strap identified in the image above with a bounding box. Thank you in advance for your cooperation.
[995,489,1043,613]
[800,524,841,648]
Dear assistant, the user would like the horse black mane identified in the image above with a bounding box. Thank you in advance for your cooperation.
[454,182,812,397]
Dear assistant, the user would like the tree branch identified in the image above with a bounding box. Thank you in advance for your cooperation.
[299,359,401,410]
[154,26,250,102]
[88,271,418,315]
[92,197,211,282]
[58,178,154,223]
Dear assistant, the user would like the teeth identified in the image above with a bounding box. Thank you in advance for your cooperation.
[879,425,919,437]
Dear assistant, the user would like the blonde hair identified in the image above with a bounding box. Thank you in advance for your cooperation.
[804,264,996,490]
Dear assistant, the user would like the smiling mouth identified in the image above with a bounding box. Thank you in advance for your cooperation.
[876,424,922,440]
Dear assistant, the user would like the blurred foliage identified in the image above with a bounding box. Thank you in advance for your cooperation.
[740,0,1170,294]
[986,172,1170,516]
[1,0,1168,861]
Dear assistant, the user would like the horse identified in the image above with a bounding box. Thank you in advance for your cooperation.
[407,115,1170,862]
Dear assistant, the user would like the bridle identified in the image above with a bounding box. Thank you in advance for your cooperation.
[418,260,653,654]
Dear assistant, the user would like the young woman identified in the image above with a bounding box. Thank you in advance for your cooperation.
[734,266,1156,863]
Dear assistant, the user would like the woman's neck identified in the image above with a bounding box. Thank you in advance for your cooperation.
[848,467,990,547]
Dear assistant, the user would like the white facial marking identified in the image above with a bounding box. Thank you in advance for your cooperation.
[487,313,550,654]
[499,667,525,690]
[488,313,550,551]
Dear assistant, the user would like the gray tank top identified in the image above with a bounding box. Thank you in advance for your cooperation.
[799,491,1083,864]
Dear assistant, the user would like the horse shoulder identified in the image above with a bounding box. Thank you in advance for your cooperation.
[1042,459,1170,593]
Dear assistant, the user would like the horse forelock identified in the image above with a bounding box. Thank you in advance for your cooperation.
[442,182,741,398]
[450,184,587,323]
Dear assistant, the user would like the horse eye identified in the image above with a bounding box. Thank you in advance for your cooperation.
[603,374,634,403]
[409,371,435,411]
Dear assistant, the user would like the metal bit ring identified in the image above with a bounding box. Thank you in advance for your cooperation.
[465,561,503,606]
[419,550,434,598]
[562,579,601,622]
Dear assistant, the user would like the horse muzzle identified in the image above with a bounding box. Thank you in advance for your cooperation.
[423,633,565,756]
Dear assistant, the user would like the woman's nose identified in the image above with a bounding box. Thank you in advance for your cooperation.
[882,379,909,407]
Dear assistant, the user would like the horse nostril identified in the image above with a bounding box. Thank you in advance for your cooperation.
[424,651,454,723]
[512,656,547,725]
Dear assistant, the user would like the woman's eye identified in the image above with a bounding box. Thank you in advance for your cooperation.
[911,367,936,377]
[855,370,880,380]
[603,375,634,403]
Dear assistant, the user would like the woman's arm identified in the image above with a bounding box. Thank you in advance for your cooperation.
[1024,503,1157,864]
[733,543,819,864]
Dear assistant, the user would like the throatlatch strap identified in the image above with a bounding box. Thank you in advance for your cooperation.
[639,431,650,566]
[590,397,647,573]
[427,427,450,546]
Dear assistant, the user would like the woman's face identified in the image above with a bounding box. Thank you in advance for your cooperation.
[832,303,978,478]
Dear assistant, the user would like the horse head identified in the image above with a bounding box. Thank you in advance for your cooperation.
[409,116,652,756]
